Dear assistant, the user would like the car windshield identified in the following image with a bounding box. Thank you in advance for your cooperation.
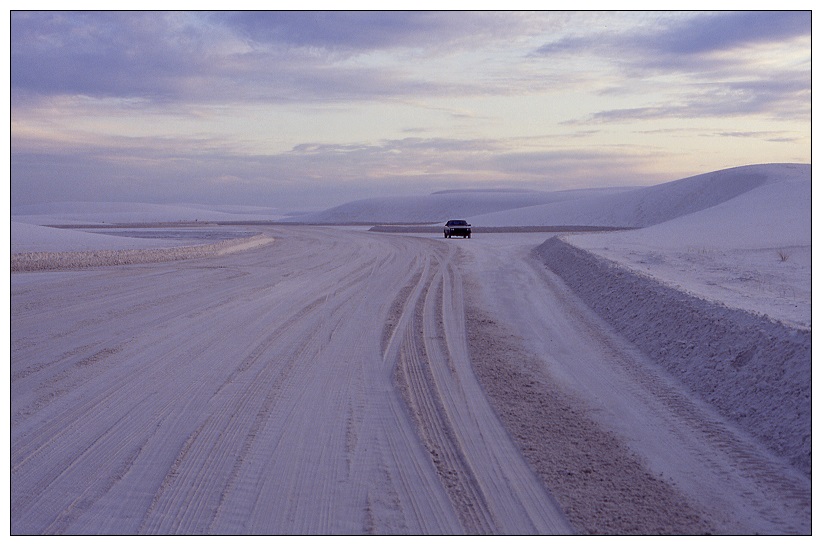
[450,220,467,225]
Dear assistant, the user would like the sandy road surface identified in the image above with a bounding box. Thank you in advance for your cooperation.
[11,226,568,534]
[11,227,809,534]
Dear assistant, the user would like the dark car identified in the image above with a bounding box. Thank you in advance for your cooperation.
[444,219,471,238]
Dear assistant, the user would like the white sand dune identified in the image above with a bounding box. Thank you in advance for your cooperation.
[565,168,811,328]
[286,186,637,224]
[470,163,809,228]
[281,163,808,229]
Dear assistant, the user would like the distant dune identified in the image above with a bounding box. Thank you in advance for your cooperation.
[10,163,810,259]
[288,163,809,228]
[11,164,809,231]
[288,186,637,225]
[471,164,809,228]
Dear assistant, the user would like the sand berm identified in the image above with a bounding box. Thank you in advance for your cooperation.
[534,236,811,478]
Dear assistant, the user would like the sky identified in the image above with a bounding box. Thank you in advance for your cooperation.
[9,10,812,211]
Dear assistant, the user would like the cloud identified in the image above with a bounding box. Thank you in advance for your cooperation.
[10,11,534,104]
[528,12,811,126]
[17,11,808,111]
[636,11,810,57]
[571,69,810,125]
[534,12,810,68]
[11,12,221,100]
[215,11,477,51]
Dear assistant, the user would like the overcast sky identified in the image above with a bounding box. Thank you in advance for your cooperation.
[10,10,811,210]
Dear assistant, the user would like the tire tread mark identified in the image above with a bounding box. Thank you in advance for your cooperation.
[392,255,498,534]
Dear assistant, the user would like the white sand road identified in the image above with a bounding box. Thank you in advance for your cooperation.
[10,226,809,535]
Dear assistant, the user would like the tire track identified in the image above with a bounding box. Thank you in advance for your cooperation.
[137,300,332,534]
[12,392,158,533]
[138,246,387,534]
[390,251,498,534]
[12,343,128,427]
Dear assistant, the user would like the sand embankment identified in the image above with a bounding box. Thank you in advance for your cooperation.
[11,234,275,272]
[535,236,811,477]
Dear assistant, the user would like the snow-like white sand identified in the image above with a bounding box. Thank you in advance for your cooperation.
[288,186,638,225]
[11,163,811,534]
[10,222,199,253]
[311,162,810,329]
[12,163,809,329]
[565,164,811,330]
